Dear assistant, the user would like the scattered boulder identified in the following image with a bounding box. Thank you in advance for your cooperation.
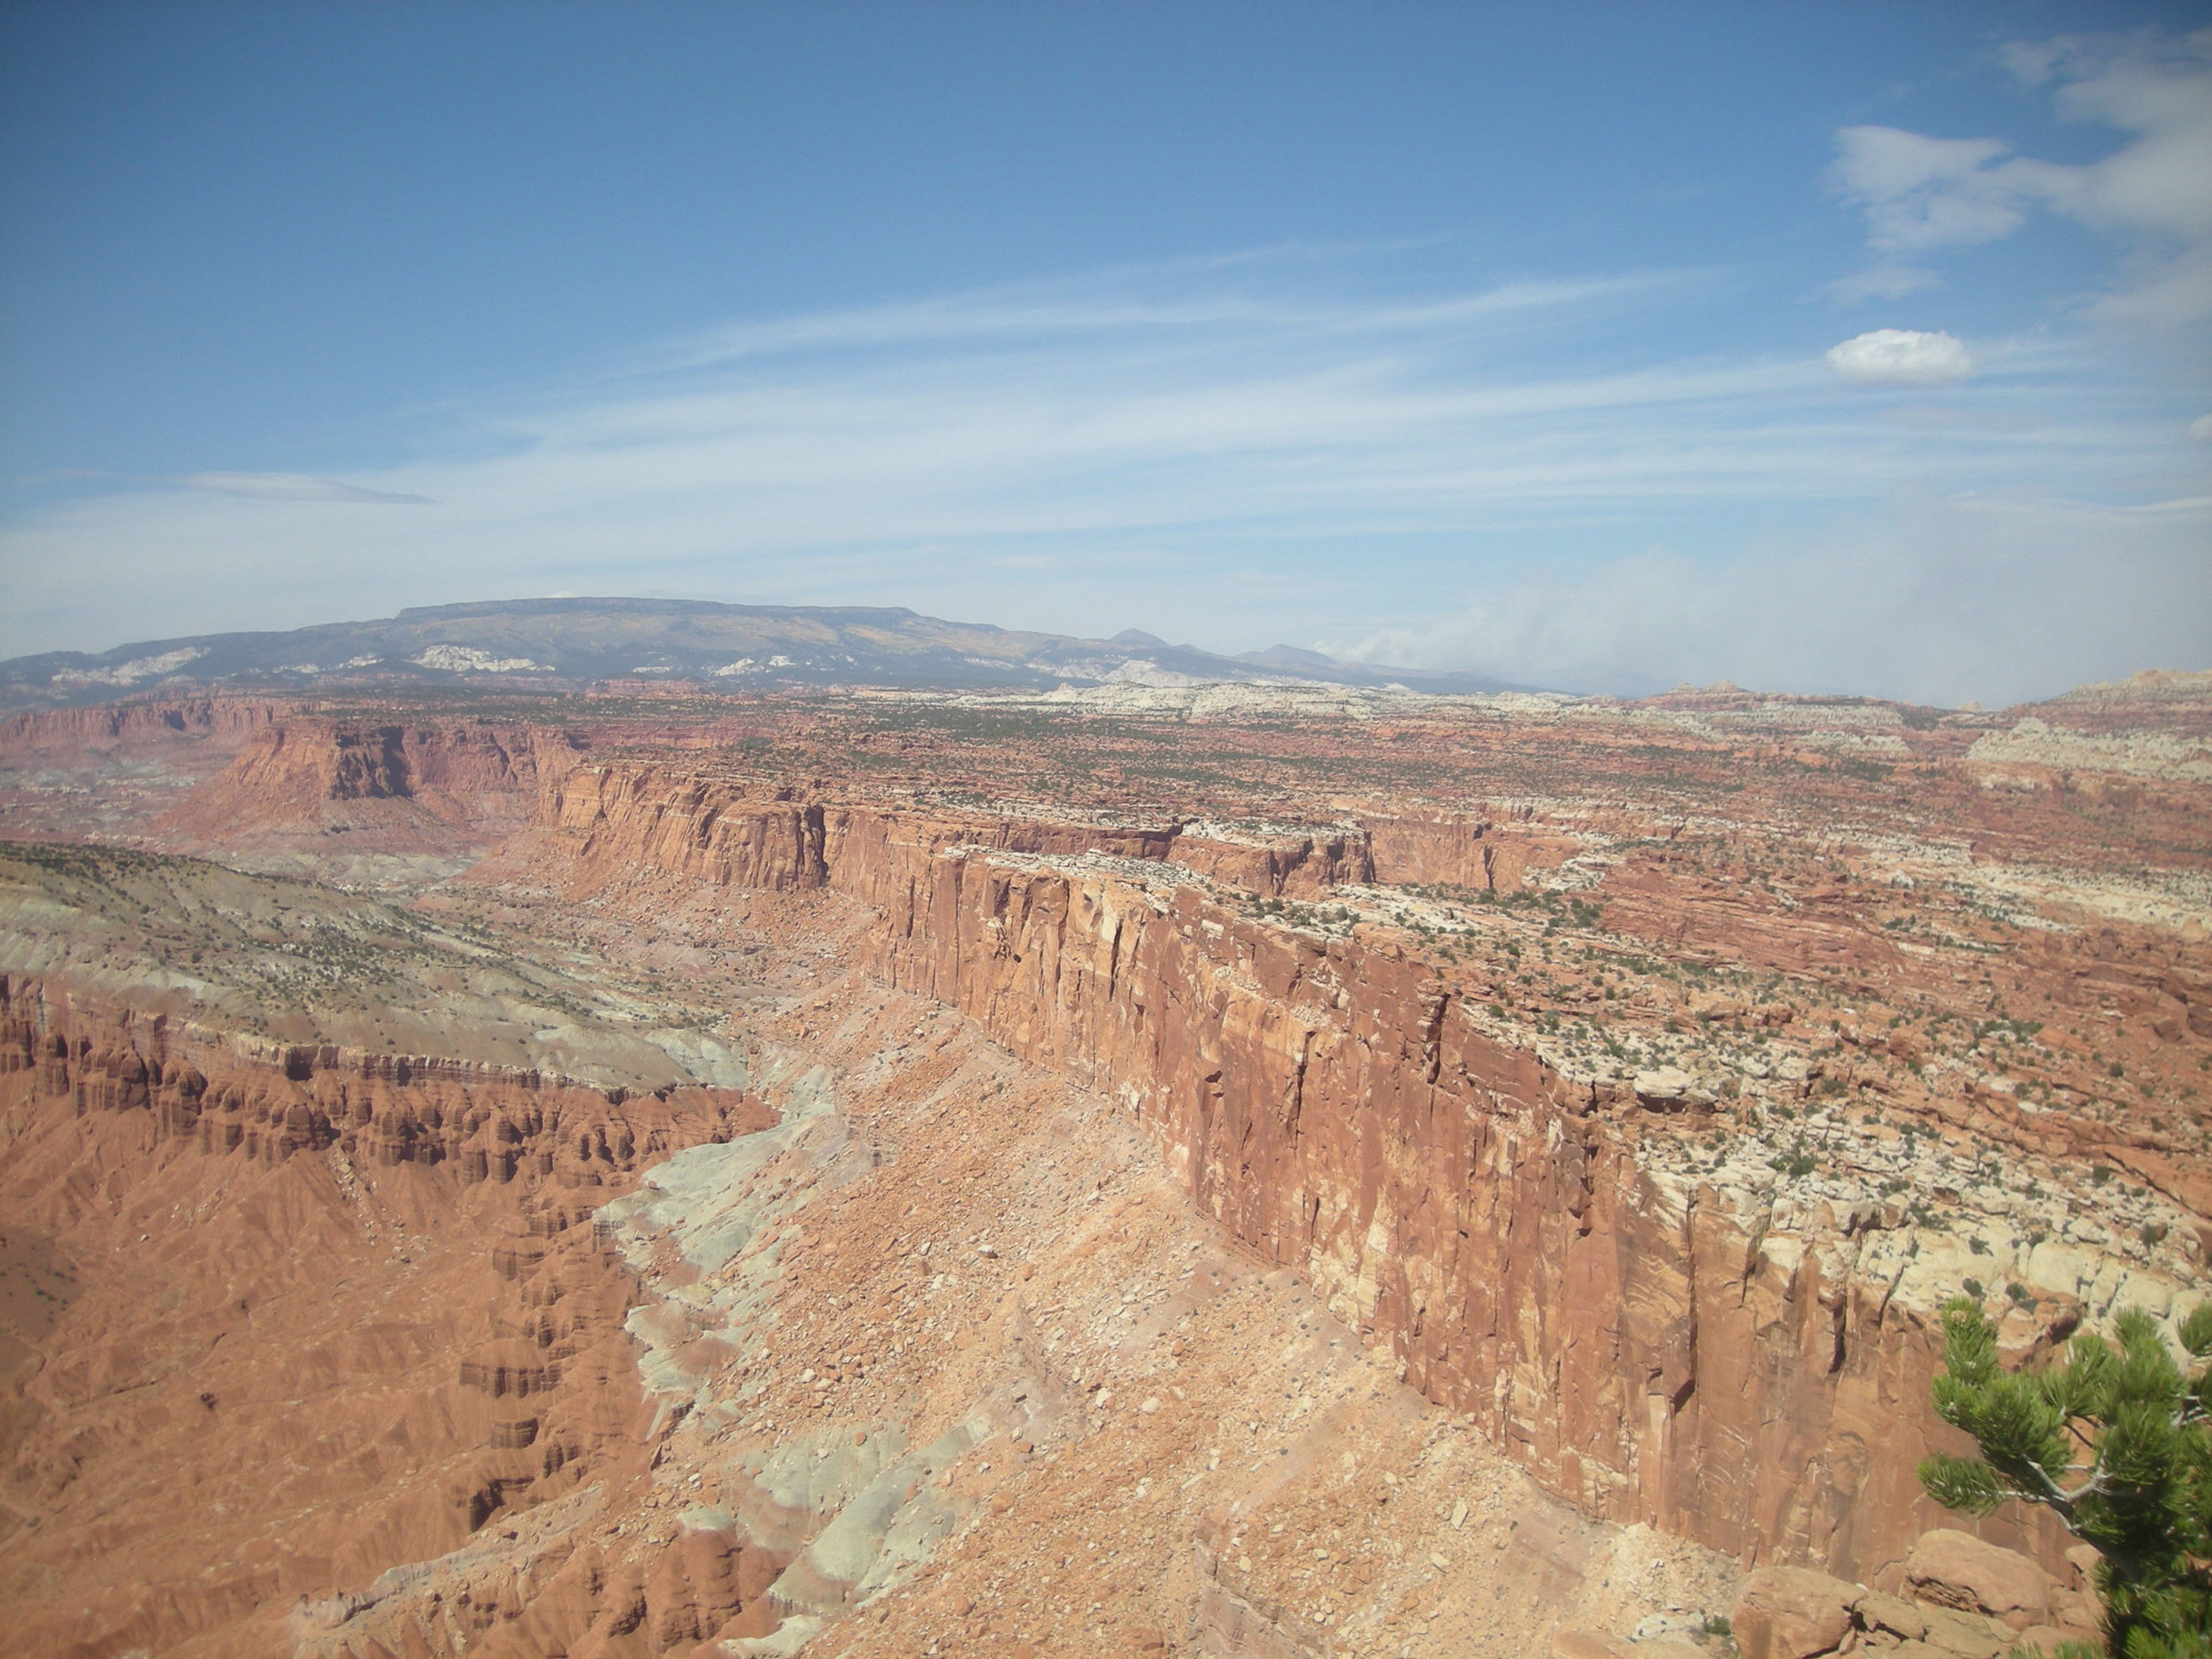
[1854,1586,2020,1657]
[1853,1589,1928,1640]
[1902,1528,2053,1630]
[1732,1565,1857,1659]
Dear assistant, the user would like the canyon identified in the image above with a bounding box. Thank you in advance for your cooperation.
[2,661,2208,1657]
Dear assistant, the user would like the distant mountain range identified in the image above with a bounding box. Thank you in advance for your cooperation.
[0,597,1538,709]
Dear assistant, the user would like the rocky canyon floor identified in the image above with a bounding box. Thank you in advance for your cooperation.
[2,667,2208,1658]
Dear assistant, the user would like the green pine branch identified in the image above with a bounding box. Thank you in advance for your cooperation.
[1917,1294,2212,1658]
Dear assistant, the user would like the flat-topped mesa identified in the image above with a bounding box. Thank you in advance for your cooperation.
[543,759,2209,1582]
[549,762,1386,898]
[1355,806,1592,891]
[152,715,588,847]
[0,972,767,1184]
[0,695,296,758]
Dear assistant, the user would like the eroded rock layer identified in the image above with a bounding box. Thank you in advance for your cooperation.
[0,974,770,1658]
[540,765,2145,1581]
[4,668,2208,1655]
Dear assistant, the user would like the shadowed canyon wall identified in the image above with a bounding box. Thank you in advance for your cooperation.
[546,763,2063,1582]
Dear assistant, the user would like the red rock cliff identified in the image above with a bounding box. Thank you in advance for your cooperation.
[543,764,2062,1581]
[155,716,587,844]
[0,695,294,758]
[0,972,776,1657]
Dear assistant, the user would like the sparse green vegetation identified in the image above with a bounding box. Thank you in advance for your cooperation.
[1920,1296,2212,1655]
[0,840,726,1085]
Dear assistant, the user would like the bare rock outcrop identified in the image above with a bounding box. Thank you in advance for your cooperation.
[1358,806,1584,891]
[537,765,2083,1583]
[153,716,587,851]
[0,694,293,759]
[0,972,773,1659]
[1731,1566,1857,1659]
[1728,1534,2098,1659]
[1901,1527,2055,1630]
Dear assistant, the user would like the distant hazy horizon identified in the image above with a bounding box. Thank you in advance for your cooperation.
[3,3,2207,705]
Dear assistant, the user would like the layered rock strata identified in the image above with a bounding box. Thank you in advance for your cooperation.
[538,762,1551,901]
[544,764,2160,1583]
[0,695,293,757]
[0,973,772,1658]
[153,716,587,849]
[300,941,1744,1659]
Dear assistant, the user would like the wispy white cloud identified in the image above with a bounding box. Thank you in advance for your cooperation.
[1832,129,2028,254]
[641,244,1690,373]
[0,250,2195,701]
[1829,27,2212,323]
[1824,264,1941,304]
[166,472,435,504]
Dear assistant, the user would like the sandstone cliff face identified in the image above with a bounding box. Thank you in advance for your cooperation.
[551,763,1379,901]
[0,695,293,759]
[540,764,2075,1584]
[1356,808,1581,891]
[0,972,757,1200]
[154,717,586,849]
[0,697,303,846]
[0,973,773,1659]
[832,826,1993,1581]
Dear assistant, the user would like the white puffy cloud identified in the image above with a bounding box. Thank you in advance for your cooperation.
[2190,413,2212,440]
[1829,28,2212,324]
[1824,329,1973,386]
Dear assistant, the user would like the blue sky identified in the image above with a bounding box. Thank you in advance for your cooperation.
[2,3,2206,703]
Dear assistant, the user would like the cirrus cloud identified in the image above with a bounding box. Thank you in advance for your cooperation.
[0,250,2193,703]
[167,472,434,505]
